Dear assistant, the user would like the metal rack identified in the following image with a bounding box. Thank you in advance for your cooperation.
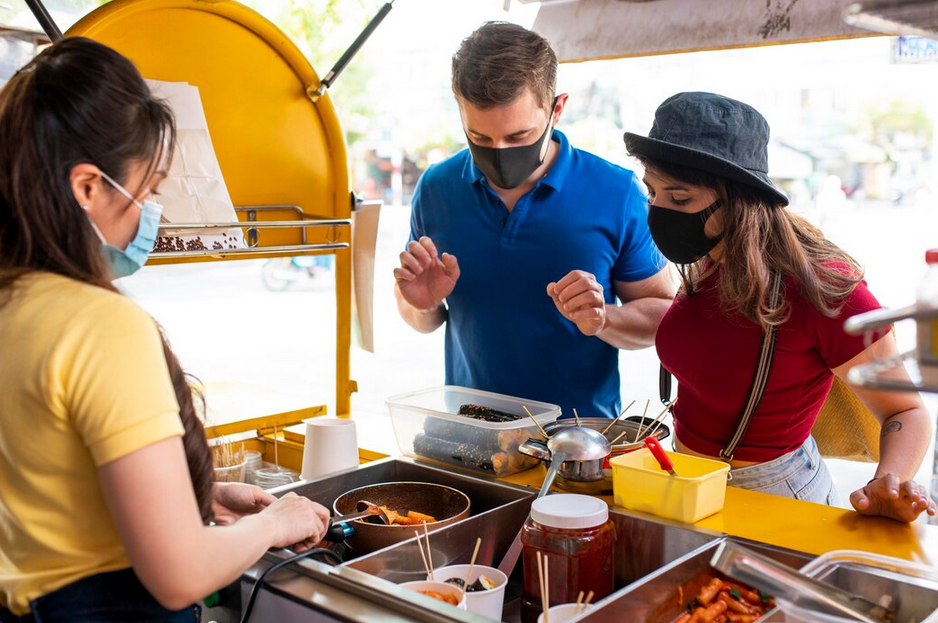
[843,304,938,392]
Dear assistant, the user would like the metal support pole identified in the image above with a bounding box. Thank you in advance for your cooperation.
[23,0,62,42]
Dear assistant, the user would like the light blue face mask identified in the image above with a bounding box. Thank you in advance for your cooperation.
[88,170,164,278]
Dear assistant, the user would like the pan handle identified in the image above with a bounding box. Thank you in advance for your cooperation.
[324,519,355,543]
[519,438,551,462]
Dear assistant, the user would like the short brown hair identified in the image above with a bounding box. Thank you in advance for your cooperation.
[452,22,557,111]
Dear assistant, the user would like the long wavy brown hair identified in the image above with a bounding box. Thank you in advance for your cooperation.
[636,157,863,330]
[0,37,213,522]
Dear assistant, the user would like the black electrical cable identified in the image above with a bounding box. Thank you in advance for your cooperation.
[239,547,342,623]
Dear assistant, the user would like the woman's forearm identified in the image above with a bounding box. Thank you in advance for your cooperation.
[873,407,932,482]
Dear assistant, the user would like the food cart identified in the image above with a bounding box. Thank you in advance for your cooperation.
[11,0,938,620]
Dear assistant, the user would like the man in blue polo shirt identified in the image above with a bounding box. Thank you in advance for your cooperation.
[393,22,674,418]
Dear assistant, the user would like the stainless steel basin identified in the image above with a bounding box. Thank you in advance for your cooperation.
[578,537,813,623]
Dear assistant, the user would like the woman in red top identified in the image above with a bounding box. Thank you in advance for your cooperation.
[624,92,935,523]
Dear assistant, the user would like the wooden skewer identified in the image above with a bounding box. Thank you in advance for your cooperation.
[645,397,678,440]
[633,399,674,444]
[536,552,546,622]
[573,408,581,426]
[423,522,435,581]
[523,405,548,437]
[543,555,550,623]
[600,400,635,436]
[634,400,651,440]
[273,423,279,467]
[414,530,431,579]
[576,591,585,614]
[584,590,594,606]
[462,537,482,594]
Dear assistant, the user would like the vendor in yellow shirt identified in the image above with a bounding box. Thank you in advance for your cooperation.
[0,37,331,622]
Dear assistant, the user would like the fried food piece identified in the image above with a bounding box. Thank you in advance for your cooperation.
[418,589,459,606]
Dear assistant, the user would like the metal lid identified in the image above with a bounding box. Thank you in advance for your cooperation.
[531,494,608,529]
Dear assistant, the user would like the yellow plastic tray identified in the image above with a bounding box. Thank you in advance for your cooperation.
[610,448,730,524]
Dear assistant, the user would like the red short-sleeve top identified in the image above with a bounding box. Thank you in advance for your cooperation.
[656,267,885,462]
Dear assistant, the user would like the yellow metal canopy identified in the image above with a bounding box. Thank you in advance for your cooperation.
[67,0,349,225]
[66,0,354,416]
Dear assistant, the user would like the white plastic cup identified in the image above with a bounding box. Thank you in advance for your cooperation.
[400,580,467,610]
[300,418,358,480]
[536,603,596,623]
[430,564,508,621]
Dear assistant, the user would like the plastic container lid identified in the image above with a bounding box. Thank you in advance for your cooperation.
[926,249,938,264]
[530,494,608,529]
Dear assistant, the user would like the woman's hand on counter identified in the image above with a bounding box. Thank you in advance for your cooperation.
[211,482,276,525]
[258,493,331,551]
[849,473,937,523]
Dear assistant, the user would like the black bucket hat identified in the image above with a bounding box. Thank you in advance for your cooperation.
[624,92,789,207]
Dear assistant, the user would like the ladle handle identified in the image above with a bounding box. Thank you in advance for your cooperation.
[538,456,564,499]
[644,437,674,473]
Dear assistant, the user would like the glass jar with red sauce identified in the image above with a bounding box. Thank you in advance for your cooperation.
[520,494,616,623]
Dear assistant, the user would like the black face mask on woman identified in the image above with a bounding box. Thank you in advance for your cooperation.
[466,98,557,190]
[647,198,724,264]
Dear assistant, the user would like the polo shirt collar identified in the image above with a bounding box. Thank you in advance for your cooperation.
[461,129,572,192]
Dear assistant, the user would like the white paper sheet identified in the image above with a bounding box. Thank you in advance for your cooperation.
[145,79,244,252]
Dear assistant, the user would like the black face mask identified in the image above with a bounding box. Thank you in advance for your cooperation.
[466,102,556,190]
[647,198,724,264]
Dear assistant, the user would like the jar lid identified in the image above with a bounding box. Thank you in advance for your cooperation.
[530,494,609,529]
[927,249,938,264]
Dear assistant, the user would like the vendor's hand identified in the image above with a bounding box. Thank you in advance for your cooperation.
[393,236,460,312]
[259,492,331,552]
[212,482,276,525]
[849,473,937,523]
[547,270,606,336]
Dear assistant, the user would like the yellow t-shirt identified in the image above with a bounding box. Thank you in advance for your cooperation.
[0,272,184,615]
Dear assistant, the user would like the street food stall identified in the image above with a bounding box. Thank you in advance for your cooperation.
[10,0,938,620]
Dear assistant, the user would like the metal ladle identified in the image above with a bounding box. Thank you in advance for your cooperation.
[537,426,612,498]
[498,426,613,578]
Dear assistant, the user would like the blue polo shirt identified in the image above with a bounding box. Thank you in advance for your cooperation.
[409,130,666,418]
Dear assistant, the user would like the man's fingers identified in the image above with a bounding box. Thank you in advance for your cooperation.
[393,267,416,283]
[407,239,433,264]
[562,290,605,311]
[441,252,460,279]
[418,236,440,260]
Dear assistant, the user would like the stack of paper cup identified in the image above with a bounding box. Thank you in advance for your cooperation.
[300,417,359,480]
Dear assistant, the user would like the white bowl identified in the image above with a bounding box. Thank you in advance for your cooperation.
[430,564,508,621]
[400,580,467,610]
[536,602,595,623]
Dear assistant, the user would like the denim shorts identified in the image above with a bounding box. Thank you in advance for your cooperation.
[0,568,200,623]
[727,436,836,505]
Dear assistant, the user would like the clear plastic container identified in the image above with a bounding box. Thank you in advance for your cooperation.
[520,494,616,623]
[386,386,559,477]
[213,461,246,483]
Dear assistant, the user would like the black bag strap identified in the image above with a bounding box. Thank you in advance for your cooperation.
[658,272,784,463]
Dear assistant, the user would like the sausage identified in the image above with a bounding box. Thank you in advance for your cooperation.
[697,578,723,605]
[699,599,728,623]
[719,595,753,615]
[726,615,757,623]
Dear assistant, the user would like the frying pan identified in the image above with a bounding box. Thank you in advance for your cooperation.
[332,481,471,553]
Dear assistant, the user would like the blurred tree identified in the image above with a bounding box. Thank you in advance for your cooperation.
[241,0,378,145]
[863,100,933,150]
